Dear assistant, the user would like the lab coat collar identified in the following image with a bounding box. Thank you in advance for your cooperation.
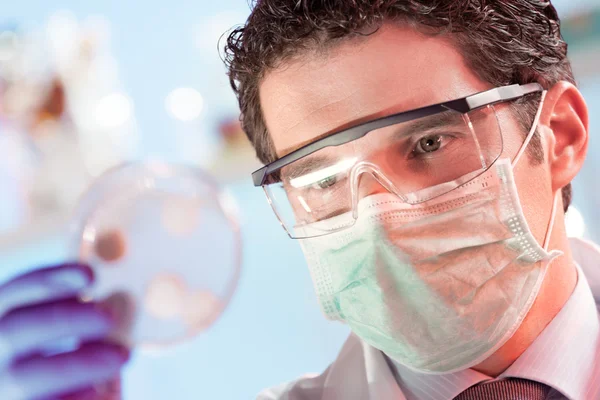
[318,333,407,399]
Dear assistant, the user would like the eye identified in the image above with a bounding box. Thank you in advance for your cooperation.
[312,175,338,190]
[414,135,443,154]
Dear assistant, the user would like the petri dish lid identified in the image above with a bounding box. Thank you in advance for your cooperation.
[69,161,242,350]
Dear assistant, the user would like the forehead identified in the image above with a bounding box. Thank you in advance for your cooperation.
[259,23,491,157]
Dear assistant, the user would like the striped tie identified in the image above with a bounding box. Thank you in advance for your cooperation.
[453,378,554,400]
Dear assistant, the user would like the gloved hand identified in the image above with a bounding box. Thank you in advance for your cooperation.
[0,263,130,399]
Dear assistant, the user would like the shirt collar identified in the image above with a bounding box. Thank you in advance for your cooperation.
[390,237,600,400]
[500,258,600,400]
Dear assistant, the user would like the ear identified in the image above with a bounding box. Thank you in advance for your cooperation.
[539,81,589,193]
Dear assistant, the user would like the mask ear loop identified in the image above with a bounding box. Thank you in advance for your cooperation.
[507,90,557,251]
[511,91,547,168]
[543,191,560,251]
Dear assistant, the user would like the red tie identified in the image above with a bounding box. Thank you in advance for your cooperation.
[453,378,555,400]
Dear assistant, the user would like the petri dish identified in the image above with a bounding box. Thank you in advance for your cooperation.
[69,161,242,351]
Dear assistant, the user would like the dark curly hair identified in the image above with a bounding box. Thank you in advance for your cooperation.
[224,0,575,210]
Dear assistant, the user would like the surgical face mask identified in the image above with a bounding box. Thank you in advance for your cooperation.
[297,92,563,374]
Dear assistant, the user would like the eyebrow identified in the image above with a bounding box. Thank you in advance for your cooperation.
[390,110,466,139]
[288,157,358,188]
[282,154,336,181]
[280,110,465,182]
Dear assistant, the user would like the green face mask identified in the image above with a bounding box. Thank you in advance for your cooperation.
[297,158,562,374]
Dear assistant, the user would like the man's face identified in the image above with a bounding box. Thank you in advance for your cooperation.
[259,24,556,244]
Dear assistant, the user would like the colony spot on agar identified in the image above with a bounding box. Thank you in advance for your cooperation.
[94,229,127,263]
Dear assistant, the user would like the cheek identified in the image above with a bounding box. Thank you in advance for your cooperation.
[513,157,554,244]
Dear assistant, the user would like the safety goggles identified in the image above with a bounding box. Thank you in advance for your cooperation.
[252,83,543,239]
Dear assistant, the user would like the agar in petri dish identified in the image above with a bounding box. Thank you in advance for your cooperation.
[181,289,222,331]
[160,197,201,237]
[70,161,242,349]
[144,273,187,320]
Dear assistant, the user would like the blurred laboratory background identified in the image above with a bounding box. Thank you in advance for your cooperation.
[0,0,599,398]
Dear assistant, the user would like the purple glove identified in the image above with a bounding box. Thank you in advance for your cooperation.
[0,263,130,399]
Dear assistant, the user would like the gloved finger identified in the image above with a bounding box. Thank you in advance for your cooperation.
[46,377,121,400]
[0,341,129,400]
[43,386,107,400]
[0,298,116,365]
[41,386,100,400]
[0,264,93,317]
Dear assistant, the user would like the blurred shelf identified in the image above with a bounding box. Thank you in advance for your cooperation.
[206,143,263,185]
[0,147,263,254]
[0,145,262,254]
[0,211,68,252]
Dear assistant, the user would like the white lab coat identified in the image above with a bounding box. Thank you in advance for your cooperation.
[257,237,600,400]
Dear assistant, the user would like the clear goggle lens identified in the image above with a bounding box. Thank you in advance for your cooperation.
[264,105,503,238]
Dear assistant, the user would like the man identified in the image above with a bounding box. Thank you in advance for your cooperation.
[0,1,596,400]
[223,0,599,399]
